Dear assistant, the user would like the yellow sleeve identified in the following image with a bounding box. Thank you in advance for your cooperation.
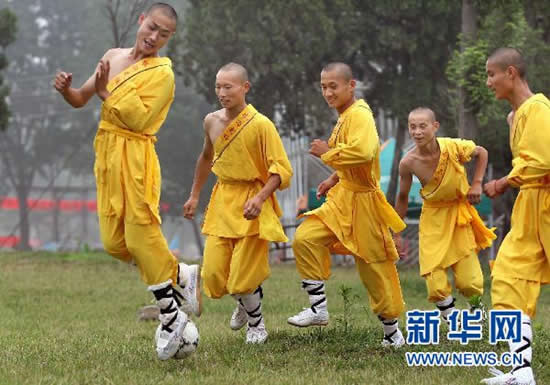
[261,119,293,190]
[452,138,477,163]
[103,67,175,132]
[320,109,379,170]
[507,103,550,187]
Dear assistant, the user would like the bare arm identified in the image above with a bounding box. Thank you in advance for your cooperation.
[316,171,339,199]
[395,159,413,220]
[243,174,282,220]
[53,51,111,108]
[470,146,488,187]
[467,146,488,204]
[183,117,215,219]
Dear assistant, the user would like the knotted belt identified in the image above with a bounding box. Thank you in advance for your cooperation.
[339,179,406,233]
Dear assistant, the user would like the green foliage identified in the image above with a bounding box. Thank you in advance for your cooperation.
[171,0,355,136]
[0,7,17,132]
[352,1,462,127]
[468,294,483,308]
[335,284,359,333]
[0,8,17,49]
[172,1,463,137]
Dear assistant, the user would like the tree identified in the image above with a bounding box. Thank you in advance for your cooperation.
[1,0,99,250]
[0,8,17,132]
[102,0,150,47]
[457,0,479,142]
[170,0,355,137]
[350,1,462,204]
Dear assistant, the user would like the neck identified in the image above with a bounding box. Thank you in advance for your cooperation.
[416,138,439,156]
[337,97,356,115]
[129,45,159,61]
[225,101,248,120]
[508,81,533,111]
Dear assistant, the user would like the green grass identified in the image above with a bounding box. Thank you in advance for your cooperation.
[0,252,549,385]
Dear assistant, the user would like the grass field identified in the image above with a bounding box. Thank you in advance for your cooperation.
[1,252,549,385]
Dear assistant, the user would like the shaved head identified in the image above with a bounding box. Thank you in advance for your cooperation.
[409,107,436,122]
[146,2,178,24]
[487,47,527,78]
[322,62,353,81]
[218,62,249,83]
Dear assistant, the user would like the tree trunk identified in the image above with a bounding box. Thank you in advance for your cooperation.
[16,187,31,251]
[458,0,479,142]
[53,187,60,244]
[386,119,406,205]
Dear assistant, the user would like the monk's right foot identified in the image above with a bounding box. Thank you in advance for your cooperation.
[481,367,536,385]
[178,263,202,317]
[287,307,329,327]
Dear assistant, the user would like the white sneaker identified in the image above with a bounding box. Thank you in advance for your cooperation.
[155,310,188,360]
[381,328,405,348]
[230,304,247,331]
[287,307,329,327]
[481,367,536,385]
[246,320,268,344]
[179,264,202,317]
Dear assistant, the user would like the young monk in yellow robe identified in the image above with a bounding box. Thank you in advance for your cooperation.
[287,62,407,348]
[395,107,495,323]
[53,3,200,361]
[183,63,292,344]
[481,48,550,385]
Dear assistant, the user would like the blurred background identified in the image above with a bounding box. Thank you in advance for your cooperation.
[0,0,549,265]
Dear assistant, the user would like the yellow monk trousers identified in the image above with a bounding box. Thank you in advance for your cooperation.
[491,187,550,318]
[424,251,483,303]
[99,214,178,286]
[292,216,404,319]
[201,235,269,299]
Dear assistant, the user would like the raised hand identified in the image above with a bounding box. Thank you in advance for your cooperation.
[309,139,330,158]
[53,71,73,94]
[95,60,111,100]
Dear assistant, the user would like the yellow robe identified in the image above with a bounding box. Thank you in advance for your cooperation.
[94,57,174,225]
[304,99,406,263]
[419,138,496,276]
[201,104,293,242]
[493,93,550,283]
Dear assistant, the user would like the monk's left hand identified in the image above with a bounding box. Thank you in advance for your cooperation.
[392,233,406,258]
[243,195,264,220]
[467,183,482,205]
[95,60,111,100]
[309,139,330,158]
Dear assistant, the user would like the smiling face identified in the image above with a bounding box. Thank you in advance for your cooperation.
[215,69,250,109]
[408,110,439,147]
[136,9,176,55]
[320,69,355,112]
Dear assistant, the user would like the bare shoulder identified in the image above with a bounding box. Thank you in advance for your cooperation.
[103,48,129,61]
[203,110,223,129]
[399,150,415,171]
[102,48,117,60]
